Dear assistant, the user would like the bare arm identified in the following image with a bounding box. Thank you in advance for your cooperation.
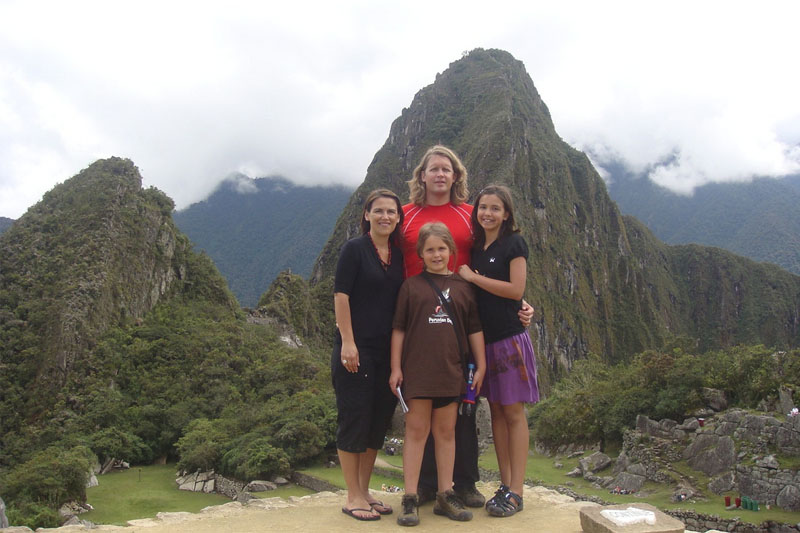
[388,329,405,397]
[458,256,526,300]
[334,292,359,373]
[467,331,487,395]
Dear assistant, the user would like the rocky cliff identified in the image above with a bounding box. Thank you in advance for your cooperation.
[0,158,238,440]
[303,48,800,380]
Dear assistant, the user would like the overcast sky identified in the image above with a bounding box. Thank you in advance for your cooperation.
[2,1,799,219]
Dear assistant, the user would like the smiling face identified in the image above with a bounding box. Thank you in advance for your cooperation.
[365,196,400,239]
[421,235,452,275]
[420,154,455,199]
[476,193,509,234]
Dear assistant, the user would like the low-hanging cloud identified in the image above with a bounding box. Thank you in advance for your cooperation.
[1,1,799,217]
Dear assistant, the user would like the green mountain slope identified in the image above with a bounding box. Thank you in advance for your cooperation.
[297,48,800,383]
[0,158,334,480]
[607,166,800,275]
[173,176,352,307]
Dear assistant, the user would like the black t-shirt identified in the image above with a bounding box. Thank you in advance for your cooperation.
[470,233,528,344]
[334,234,404,345]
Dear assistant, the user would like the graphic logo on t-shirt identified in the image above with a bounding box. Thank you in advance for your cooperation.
[489,257,496,262]
[429,288,453,325]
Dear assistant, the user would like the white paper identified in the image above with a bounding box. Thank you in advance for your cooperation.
[600,507,656,526]
[396,387,409,413]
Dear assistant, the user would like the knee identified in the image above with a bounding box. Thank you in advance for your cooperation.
[405,420,430,441]
[503,404,527,425]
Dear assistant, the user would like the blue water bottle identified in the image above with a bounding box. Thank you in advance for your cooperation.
[461,363,477,415]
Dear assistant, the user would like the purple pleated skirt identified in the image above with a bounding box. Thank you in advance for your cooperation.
[481,330,539,405]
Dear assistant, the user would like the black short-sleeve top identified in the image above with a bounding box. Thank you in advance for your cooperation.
[470,233,529,344]
[334,234,404,345]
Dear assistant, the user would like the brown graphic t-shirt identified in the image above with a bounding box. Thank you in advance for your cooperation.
[392,273,482,399]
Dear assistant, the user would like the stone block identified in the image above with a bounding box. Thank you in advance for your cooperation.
[580,503,684,533]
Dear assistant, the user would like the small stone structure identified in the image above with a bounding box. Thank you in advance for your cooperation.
[176,470,285,501]
[623,410,800,511]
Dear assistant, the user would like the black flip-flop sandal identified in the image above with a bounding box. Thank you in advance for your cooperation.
[369,500,393,515]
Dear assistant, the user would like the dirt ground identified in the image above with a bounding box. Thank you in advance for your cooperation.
[31,484,594,533]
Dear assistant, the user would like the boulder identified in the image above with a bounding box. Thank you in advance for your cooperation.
[684,434,736,476]
[626,463,646,477]
[271,476,289,485]
[756,454,780,469]
[245,480,277,492]
[777,484,800,511]
[1,496,8,528]
[611,472,645,493]
[677,418,700,431]
[708,471,735,494]
[779,385,796,415]
[612,452,630,475]
[566,467,583,478]
[702,387,728,411]
[580,452,612,476]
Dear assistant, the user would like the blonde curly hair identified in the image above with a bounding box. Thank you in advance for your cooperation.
[407,145,469,206]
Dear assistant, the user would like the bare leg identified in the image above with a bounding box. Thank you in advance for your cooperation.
[501,402,529,495]
[338,449,378,518]
[403,399,432,495]
[430,402,459,493]
[490,401,511,486]
[359,448,390,511]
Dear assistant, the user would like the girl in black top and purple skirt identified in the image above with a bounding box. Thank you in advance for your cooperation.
[458,184,539,518]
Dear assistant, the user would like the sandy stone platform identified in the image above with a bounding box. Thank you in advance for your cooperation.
[30,484,592,533]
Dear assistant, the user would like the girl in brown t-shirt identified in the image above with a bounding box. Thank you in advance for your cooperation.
[389,222,486,525]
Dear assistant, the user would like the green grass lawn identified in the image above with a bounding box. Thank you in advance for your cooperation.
[81,449,800,527]
[83,465,313,526]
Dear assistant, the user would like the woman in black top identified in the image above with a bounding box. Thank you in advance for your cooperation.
[332,189,404,521]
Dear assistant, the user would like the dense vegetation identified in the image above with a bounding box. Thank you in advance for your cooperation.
[174,176,352,307]
[0,160,335,528]
[531,343,800,449]
[606,163,800,275]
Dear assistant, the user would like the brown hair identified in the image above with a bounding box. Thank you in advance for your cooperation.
[407,145,469,206]
[360,188,404,244]
[416,221,457,270]
[471,184,520,250]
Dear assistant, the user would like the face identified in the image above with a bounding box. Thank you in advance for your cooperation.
[365,197,399,238]
[421,235,452,275]
[420,155,455,196]
[476,194,508,233]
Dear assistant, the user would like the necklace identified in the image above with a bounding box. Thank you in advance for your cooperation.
[368,232,391,270]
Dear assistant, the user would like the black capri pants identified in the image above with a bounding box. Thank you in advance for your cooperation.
[331,338,398,453]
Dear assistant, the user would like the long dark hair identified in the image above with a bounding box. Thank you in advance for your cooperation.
[360,188,404,244]
[471,184,519,250]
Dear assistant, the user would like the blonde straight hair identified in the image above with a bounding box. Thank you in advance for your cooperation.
[407,145,469,206]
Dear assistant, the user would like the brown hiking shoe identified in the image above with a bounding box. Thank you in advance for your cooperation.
[434,490,473,521]
[454,484,486,507]
[397,494,420,526]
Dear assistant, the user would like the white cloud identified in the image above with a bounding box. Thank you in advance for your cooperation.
[1,0,799,217]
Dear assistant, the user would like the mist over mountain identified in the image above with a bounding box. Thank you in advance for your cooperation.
[606,166,800,275]
[173,176,352,307]
[0,216,13,234]
[297,48,800,383]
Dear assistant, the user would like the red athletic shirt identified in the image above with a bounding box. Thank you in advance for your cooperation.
[400,202,474,278]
